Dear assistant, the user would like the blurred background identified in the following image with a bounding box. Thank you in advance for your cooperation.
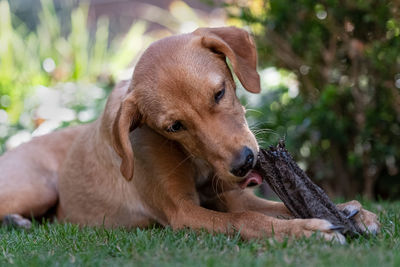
[0,0,399,200]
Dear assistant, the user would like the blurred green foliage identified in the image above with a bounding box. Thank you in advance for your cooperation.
[0,0,150,153]
[228,0,400,199]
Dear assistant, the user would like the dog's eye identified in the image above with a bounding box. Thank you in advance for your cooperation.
[166,121,185,133]
[214,88,225,104]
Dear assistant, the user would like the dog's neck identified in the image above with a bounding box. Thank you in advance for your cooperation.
[191,158,213,188]
[190,156,238,212]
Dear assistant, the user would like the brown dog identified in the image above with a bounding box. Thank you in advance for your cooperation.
[0,27,379,242]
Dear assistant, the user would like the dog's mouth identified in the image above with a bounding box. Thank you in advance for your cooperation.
[238,170,263,189]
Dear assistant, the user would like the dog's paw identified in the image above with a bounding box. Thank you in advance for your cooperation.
[2,214,32,229]
[289,218,346,244]
[337,200,380,235]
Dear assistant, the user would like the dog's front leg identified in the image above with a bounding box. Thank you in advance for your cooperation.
[166,196,345,242]
[220,190,380,236]
[135,160,343,241]
[148,172,344,242]
[336,200,380,234]
[220,189,294,219]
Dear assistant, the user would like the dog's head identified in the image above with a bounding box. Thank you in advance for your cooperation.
[112,26,262,188]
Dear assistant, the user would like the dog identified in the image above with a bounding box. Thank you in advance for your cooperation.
[0,27,379,242]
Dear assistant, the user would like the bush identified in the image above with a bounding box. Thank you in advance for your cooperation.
[228,0,400,199]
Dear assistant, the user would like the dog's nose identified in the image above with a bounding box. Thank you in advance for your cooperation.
[230,146,255,177]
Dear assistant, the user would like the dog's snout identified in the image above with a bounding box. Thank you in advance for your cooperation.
[230,146,255,177]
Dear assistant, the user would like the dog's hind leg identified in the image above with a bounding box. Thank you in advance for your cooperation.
[0,128,82,228]
[2,214,32,229]
[0,171,58,229]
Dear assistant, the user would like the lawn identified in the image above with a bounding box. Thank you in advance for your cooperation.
[0,201,399,267]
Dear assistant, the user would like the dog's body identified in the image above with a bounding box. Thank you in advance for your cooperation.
[0,27,379,241]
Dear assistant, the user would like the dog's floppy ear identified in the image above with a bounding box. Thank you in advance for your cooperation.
[112,93,142,181]
[193,26,260,93]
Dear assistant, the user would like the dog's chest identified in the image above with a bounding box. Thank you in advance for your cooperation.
[192,158,213,185]
[192,158,225,209]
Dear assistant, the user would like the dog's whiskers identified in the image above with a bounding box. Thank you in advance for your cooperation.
[251,128,278,134]
[212,173,228,207]
[244,108,264,116]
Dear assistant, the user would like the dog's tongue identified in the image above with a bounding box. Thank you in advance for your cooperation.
[239,171,263,189]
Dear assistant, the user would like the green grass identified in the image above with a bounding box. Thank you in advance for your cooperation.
[0,201,399,267]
